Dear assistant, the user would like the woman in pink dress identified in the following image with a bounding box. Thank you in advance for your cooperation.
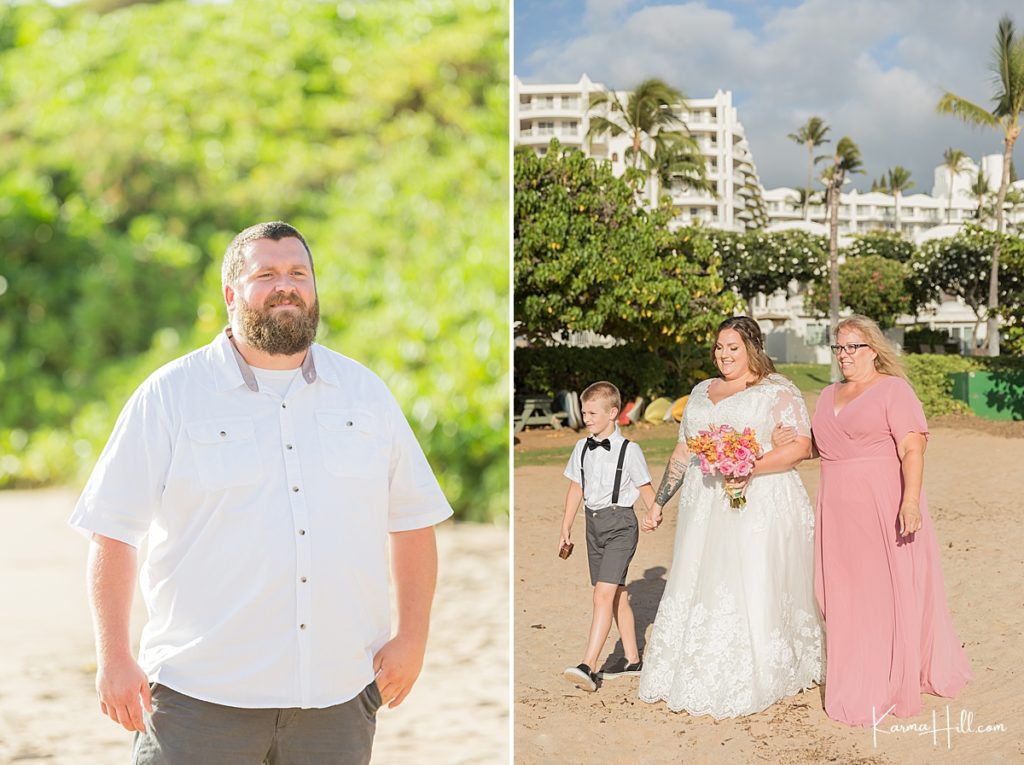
[812,315,971,726]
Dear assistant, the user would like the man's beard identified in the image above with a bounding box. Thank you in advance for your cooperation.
[235,290,320,356]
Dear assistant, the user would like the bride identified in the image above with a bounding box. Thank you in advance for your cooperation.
[638,316,823,717]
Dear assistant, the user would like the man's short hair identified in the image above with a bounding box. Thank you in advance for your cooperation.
[581,381,621,412]
[221,221,314,289]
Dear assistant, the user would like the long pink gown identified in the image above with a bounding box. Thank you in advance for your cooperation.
[812,375,971,727]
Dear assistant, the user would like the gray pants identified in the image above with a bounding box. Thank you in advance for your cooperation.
[131,682,381,765]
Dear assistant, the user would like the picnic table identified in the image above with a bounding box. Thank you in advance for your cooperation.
[513,396,567,432]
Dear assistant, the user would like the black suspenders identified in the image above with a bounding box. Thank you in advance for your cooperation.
[580,439,630,506]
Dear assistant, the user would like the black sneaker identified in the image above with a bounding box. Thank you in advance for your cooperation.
[599,657,643,679]
[562,663,598,692]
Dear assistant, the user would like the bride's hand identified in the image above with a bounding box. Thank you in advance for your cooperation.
[771,423,798,449]
[723,475,750,497]
[641,506,663,532]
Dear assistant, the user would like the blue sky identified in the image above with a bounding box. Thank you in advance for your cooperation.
[515,0,1018,192]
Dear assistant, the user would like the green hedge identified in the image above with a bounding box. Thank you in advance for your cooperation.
[905,354,1024,417]
[514,345,716,402]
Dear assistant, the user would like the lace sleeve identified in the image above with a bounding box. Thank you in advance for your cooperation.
[767,374,811,437]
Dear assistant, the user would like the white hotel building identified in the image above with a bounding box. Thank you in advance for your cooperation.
[514,75,768,231]
[515,76,1023,358]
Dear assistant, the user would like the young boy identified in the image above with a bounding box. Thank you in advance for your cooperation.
[558,381,657,692]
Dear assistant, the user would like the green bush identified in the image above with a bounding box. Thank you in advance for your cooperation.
[514,345,716,403]
[904,354,978,417]
[0,0,508,522]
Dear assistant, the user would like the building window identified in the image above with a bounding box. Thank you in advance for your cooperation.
[562,96,579,109]
[519,120,532,135]
[519,95,531,106]
[537,121,554,135]
[611,152,619,162]
[563,120,578,135]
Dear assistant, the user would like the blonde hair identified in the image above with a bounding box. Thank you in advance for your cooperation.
[713,316,776,384]
[835,315,907,379]
[581,381,621,412]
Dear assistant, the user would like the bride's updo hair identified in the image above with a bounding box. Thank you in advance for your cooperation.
[713,316,776,384]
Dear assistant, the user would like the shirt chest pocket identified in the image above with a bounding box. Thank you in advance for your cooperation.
[316,409,387,479]
[186,417,262,491]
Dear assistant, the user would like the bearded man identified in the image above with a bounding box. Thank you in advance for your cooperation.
[70,221,452,765]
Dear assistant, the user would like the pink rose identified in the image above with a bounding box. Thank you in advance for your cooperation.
[734,459,753,477]
[699,454,712,474]
[734,445,752,462]
[717,458,736,476]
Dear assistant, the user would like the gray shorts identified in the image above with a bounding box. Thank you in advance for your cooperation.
[131,682,381,765]
[584,505,639,586]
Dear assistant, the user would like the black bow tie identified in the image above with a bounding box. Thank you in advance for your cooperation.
[586,437,611,451]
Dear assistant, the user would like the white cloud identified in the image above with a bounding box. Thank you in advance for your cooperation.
[517,0,1016,190]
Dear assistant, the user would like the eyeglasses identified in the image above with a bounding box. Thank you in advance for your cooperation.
[830,343,871,355]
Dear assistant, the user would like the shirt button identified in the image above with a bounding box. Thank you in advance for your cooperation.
[292,486,299,493]
[346,421,353,426]
[300,576,308,583]
[286,444,293,450]
[219,431,226,438]
[281,402,287,409]
[299,529,306,536]
[300,623,307,630]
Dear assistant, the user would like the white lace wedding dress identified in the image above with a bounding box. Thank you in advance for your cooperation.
[638,374,824,718]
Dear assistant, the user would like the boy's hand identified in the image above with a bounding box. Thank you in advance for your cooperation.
[558,529,571,554]
[641,506,663,532]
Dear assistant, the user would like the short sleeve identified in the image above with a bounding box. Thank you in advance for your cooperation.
[885,377,929,445]
[384,390,454,532]
[628,442,653,486]
[69,381,173,547]
[769,375,812,438]
[563,441,584,485]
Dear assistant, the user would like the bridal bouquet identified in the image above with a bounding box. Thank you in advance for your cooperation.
[686,424,761,508]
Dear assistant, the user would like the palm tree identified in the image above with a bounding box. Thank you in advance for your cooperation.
[824,137,864,377]
[942,148,971,222]
[790,187,822,216]
[885,166,914,236]
[967,170,992,221]
[937,14,1024,355]
[870,176,890,193]
[653,136,716,199]
[787,117,831,221]
[587,78,707,202]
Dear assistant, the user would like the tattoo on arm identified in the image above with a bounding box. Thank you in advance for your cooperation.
[654,458,688,507]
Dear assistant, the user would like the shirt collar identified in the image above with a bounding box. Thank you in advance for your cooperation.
[213,327,321,392]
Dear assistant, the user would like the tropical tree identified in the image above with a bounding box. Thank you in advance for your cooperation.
[807,255,916,329]
[937,14,1024,355]
[967,170,993,220]
[787,116,831,220]
[884,166,914,236]
[654,135,716,198]
[587,78,708,203]
[823,137,865,350]
[870,176,890,193]
[942,148,971,222]
[514,141,737,350]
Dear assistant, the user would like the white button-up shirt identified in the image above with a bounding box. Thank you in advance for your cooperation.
[563,427,652,509]
[70,330,452,709]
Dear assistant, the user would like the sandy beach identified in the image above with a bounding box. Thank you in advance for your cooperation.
[513,405,1024,764]
[0,489,508,765]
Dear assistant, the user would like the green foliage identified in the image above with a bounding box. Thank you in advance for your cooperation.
[807,255,914,328]
[514,345,716,403]
[910,225,1024,349]
[902,326,959,353]
[705,228,827,304]
[514,142,739,350]
[904,355,978,416]
[0,0,508,522]
[843,231,916,263]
